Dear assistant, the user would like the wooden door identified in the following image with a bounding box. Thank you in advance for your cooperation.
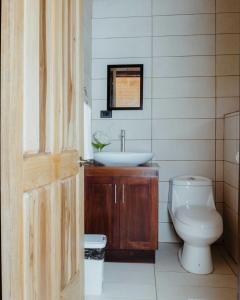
[119,177,158,250]
[85,176,119,249]
[1,1,85,299]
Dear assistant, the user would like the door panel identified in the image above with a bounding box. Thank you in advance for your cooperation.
[1,0,85,299]
[23,185,61,300]
[61,177,78,289]
[62,0,77,150]
[120,177,158,250]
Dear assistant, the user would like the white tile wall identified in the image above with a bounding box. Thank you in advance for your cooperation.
[224,205,238,261]
[157,161,216,181]
[224,140,238,163]
[223,112,239,262]
[93,0,152,18]
[103,140,152,153]
[216,161,224,181]
[216,118,224,139]
[153,14,215,36]
[92,119,151,140]
[216,98,239,118]
[224,183,238,212]
[93,17,152,38]
[152,119,215,139]
[158,223,180,243]
[216,13,240,34]
[153,140,215,161]
[224,162,239,189]
[153,0,215,15]
[216,34,240,55]
[216,76,240,97]
[224,113,240,139]
[91,0,239,244]
[216,55,240,76]
[159,182,170,202]
[216,182,224,203]
[152,77,215,98]
[215,4,240,251]
[159,201,170,223]
[216,140,224,161]
[93,37,152,59]
[153,35,215,56]
[152,98,215,118]
[216,0,240,13]
[153,56,215,77]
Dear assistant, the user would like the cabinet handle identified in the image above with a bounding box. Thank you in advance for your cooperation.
[122,184,125,204]
[114,184,117,204]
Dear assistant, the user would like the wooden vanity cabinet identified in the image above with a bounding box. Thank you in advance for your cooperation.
[84,165,159,262]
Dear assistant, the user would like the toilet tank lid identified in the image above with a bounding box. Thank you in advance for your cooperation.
[170,175,212,186]
[84,234,107,249]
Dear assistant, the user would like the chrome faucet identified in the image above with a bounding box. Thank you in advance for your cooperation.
[120,129,125,152]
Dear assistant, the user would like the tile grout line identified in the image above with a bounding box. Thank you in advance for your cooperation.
[93,11,240,20]
[92,32,239,40]
[93,33,240,41]
[93,54,239,60]
[93,75,240,79]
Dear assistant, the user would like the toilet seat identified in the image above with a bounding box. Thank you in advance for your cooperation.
[175,205,222,229]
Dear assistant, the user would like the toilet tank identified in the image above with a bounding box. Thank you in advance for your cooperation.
[168,176,215,213]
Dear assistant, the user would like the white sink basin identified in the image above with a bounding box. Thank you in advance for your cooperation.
[94,152,154,166]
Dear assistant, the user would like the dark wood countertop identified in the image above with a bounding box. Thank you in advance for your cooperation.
[85,163,159,177]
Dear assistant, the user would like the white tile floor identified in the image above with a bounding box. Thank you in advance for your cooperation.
[86,243,237,300]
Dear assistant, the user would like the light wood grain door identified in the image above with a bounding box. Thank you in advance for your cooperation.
[1,0,85,299]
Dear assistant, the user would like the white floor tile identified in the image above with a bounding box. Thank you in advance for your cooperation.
[155,243,234,275]
[156,286,237,300]
[86,297,155,300]
[218,245,238,275]
[211,247,234,275]
[156,271,237,289]
[102,282,156,300]
[104,262,154,273]
[155,243,186,273]
[86,243,237,300]
[104,263,155,285]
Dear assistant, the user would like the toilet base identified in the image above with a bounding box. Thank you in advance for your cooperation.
[178,243,213,274]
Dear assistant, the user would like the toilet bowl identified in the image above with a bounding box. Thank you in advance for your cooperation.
[168,175,223,274]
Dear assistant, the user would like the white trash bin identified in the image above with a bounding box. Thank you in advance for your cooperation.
[84,234,107,295]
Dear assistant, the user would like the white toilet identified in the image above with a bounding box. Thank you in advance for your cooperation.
[168,175,223,274]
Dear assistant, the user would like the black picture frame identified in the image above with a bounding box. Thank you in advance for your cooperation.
[107,64,144,111]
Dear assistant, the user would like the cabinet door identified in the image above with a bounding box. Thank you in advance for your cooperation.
[119,177,158,250]
[85,176,119,249]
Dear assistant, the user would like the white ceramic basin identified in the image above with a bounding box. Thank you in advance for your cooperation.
[94,152,154,166]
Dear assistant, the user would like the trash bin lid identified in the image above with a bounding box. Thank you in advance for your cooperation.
[84,234,107,249]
